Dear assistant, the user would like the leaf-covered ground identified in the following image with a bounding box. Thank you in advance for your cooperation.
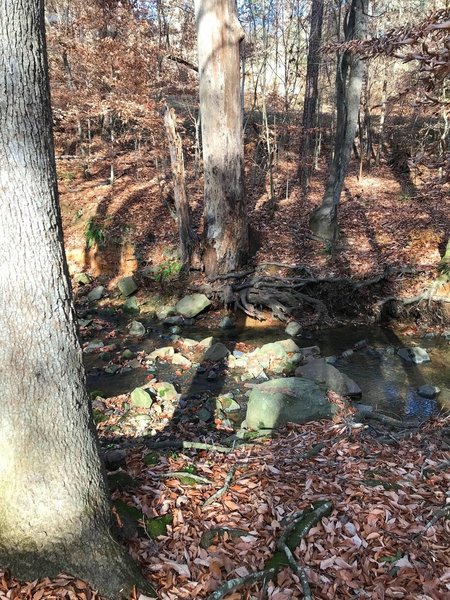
[2,415,449,600]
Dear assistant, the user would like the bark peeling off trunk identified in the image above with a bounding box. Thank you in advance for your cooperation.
[0,2,153,597]
[195,0,249,276]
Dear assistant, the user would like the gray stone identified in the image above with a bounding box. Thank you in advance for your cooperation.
[247,341,298,375]
[104,364,120,374]
[83,339,104,353]
[154,382,178,402]
[175,293,211,318]
[203,342,230,361]
[87,286,105,301]
[216,394,241,413]
[148,346,174,360]
[398,347,430,364]
[198,336,214,349]
[301,346,321,359]
[156,305,176,320]
[164,315,185,325]
[295,358,362,398]
[417,385,440,399]
[74,272,92,285]
[117,276,138,297]
[172,353,191,367]
[278,339,302,353]
[123,296,139,313]
[246,378,334,430]
[78,318,93,328]
[219,316,235,330]
[170,326,182,335]
[130,387,153,409]
[128,320,146,336]
[285,321,302,336]
[182,338,200,348]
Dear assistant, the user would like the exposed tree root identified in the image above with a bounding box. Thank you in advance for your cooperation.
[199,263,442,323]
[206,501,333,600]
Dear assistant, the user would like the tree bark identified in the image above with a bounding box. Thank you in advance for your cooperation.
[309,0,368,241]
[163,105,198,267]
[0,2,154,598]
[194,0,249,276]
[299,0,324,190]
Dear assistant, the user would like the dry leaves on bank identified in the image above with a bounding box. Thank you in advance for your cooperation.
[1,418,449,600]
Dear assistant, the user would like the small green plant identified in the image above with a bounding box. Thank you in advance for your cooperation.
[153,257,182,282]
[322,241,332,255]
[58,170,75,183]
[84,218,105,249]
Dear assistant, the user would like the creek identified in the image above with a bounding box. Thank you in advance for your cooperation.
[83,311,450,422]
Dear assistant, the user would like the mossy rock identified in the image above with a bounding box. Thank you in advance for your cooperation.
[143,451,160,465]
[107,470,136,491]
[145,514,173,539]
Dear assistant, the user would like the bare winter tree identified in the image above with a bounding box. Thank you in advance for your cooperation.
[299,0,324,190]
[309,0,368,241]
[194,0,249,276]
[0,1,154,597]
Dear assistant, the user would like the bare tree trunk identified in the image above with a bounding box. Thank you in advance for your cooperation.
[376,71,388,166]
[299,0,324,190]
[163,105,198,267]
[0,2,154,597]
[194,0,249,276]
[309,0,368,241]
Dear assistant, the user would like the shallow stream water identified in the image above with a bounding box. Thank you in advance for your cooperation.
[84,314,450,420]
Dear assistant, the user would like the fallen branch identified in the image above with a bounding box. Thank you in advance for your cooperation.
[203,465,237,508]
[416,503,450,538]
[354,408,421,429]
[206,569,276,600]
[144,440,234,454]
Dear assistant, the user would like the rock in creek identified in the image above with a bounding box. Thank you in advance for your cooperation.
[246,378,335,430]
[295,358,361,398]
[175,293,211,318]
[397,347,430,364]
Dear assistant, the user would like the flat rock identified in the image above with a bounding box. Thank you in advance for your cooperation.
[117,276,138,297]
[154,381,178,402]
[398,347,430,364]
[175,293,211,318]
[417,384,440,399]
[203,342,230,361]
[148,346,174,360]
[220,316,235,329]
[130,387,153,409]
[246,377,334,430]
[172,353,191,367]
[87,286,105,301]
[285,321,302,336]
[83,339,104,353]
[295,358,362,398]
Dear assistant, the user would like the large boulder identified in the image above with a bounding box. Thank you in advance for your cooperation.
[295,358,361,398]
[246,378,334,430]
[175,294,211,318]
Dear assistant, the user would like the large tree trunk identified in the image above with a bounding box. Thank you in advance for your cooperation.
[309,0,368,241]
[299,0,324,190]
[163,105,198,267]
[0,2,153,598]
[194,0,249,276]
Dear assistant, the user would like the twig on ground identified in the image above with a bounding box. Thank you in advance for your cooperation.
[203,465,237,508]
[143,440,234,454]
[206,569,276,600]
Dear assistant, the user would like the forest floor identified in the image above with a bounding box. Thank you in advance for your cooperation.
[2,149,449,600]
[56,145,449,320]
